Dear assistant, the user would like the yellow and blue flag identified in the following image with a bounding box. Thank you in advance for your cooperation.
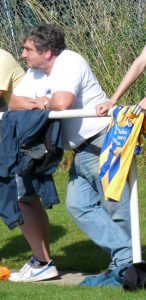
[99,105,146,201]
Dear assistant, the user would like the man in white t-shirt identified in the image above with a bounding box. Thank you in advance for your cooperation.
[9,23,132,285]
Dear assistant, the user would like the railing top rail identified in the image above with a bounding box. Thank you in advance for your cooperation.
[0,107,145,120]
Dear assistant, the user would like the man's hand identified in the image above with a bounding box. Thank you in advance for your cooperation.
[96,100,115,116]
[139,97,146,111]
[35,96,49,110]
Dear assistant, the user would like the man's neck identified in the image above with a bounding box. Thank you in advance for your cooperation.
[45,55,57,75]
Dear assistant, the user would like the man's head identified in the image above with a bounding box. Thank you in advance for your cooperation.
[22,23,66,73]
[23,23,65,55]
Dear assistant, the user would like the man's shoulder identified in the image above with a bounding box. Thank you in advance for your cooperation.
[58,49,88,67]
[0,49,14,63]
[0,49,23,73]
[0,48,11,57]
[61,49,84,59]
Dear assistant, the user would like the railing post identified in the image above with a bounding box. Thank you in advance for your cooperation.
[128,156,142,263]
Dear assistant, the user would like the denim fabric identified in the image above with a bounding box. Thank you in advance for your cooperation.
[80,265,128,287]
[16,174,59,209]
[101,182,131,238]
[16,174,38,202]
[0,176,24,229]
[0,111,62,228]
[66,130,132,270]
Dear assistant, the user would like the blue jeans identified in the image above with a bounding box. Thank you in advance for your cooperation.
[66,130,132,270]
[16,175,39,202]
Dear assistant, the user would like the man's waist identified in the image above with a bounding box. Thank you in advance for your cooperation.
[74,128,107,153]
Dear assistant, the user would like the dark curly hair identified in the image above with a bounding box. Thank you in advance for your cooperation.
[23,23,66,56]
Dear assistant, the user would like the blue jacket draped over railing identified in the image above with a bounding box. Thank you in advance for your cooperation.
[0,110,63,229]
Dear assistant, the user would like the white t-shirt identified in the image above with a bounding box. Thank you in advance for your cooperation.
[14,50,110,149]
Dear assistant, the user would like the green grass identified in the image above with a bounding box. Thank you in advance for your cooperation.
[1,281,146,300]
[0,166,146,299]
[0,282,146,300]
[0,171,110,273]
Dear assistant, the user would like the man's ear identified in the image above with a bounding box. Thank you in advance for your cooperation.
[45,49,52,60]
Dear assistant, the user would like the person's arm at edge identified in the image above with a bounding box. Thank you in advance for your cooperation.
[9,91,75,111]
[139,97,146,110]
[0,90,9,111]
[0,91,3,98]
[96,46,146,116]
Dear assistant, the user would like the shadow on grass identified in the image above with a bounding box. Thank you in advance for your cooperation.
[0,224,66,261]
[0,223,110,273]
[53,240,110,273]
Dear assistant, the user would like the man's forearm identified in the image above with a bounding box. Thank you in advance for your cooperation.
[9,95,38,111]
[110,53,146,105]
[9,91,75,111]
[42,91,75,110]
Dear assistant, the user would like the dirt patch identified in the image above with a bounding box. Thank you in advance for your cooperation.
[46,271,91,285]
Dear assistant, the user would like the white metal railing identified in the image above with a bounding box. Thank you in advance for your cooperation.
[0,109,97,121]
[0,108,143,263]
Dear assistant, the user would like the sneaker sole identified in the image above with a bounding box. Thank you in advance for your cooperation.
[9,268,59,282]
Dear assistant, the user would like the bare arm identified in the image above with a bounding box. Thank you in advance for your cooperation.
[0,90,3,98]
[110,46,146,104]
[0,90,7,111]
[96,46,146,116]
[139,97,146,110]
[9,94,38,110]
[9,91,75,111]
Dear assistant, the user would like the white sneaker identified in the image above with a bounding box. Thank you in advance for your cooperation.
[9,257,59,282]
